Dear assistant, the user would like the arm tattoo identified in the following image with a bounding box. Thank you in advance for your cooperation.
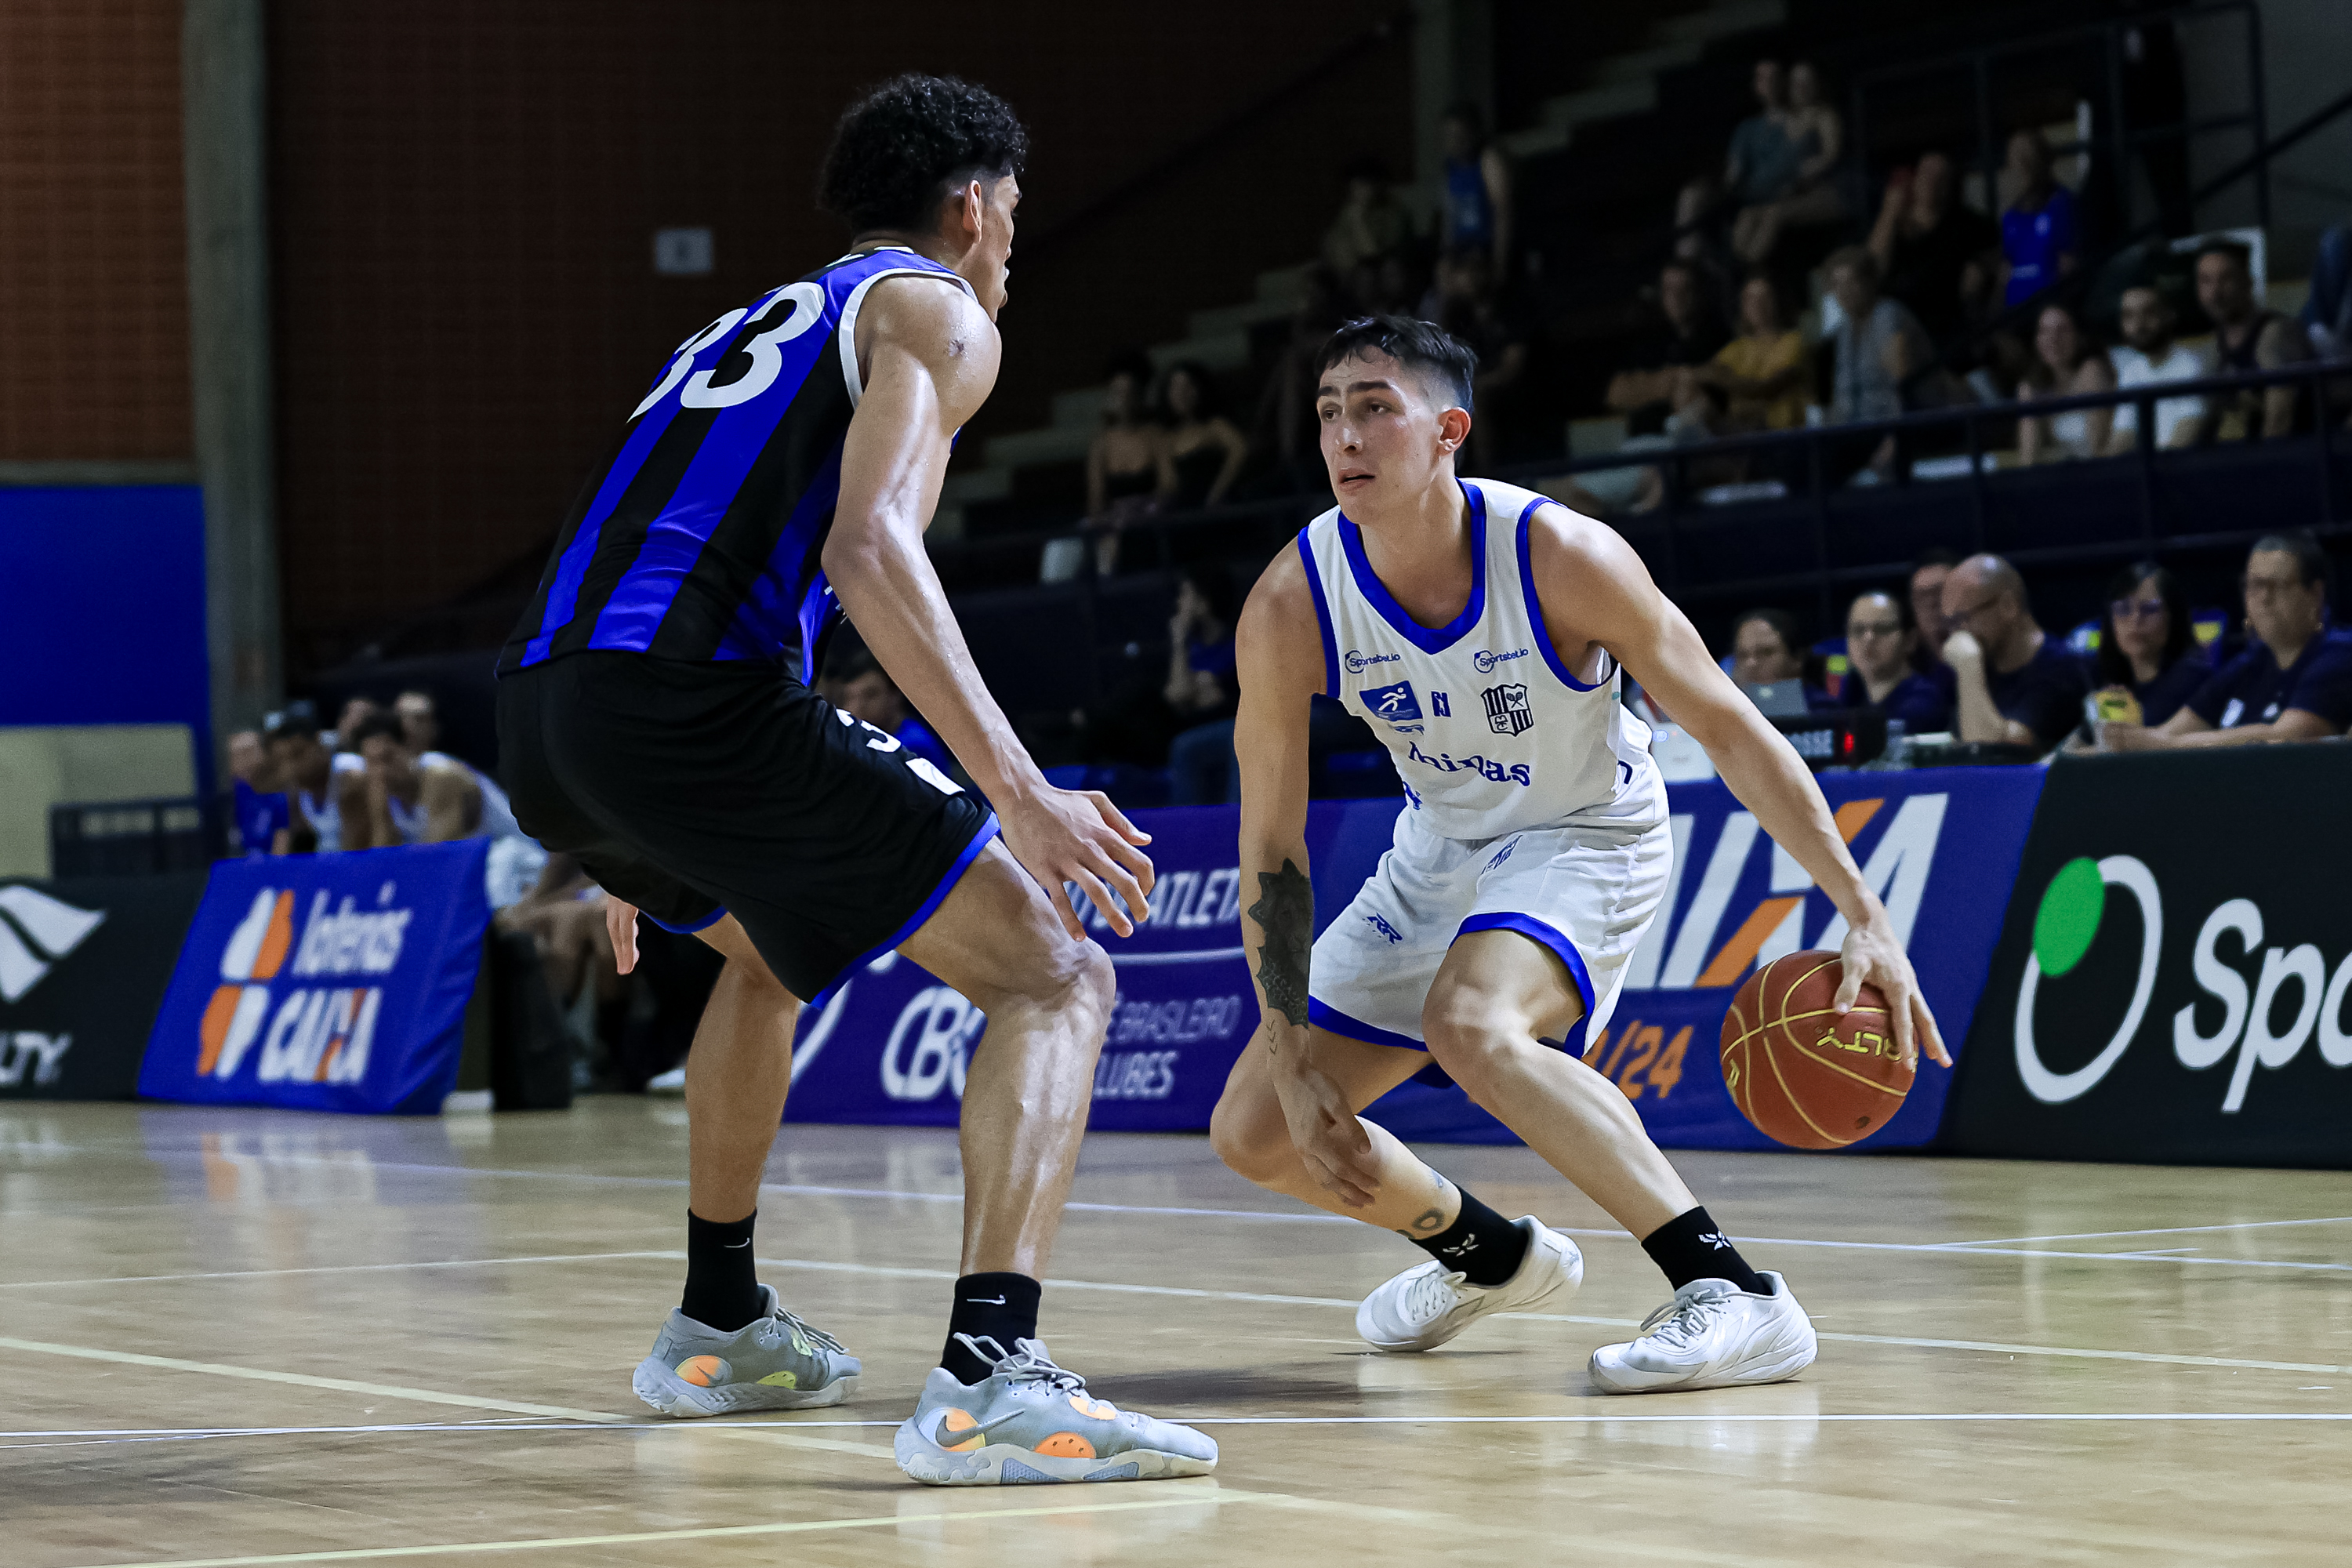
[1247,858,1313,1033]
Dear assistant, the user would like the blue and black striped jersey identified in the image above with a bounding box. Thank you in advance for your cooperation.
[500,246,975,681]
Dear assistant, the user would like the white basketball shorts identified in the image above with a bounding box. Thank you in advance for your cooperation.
[1306,806,1672,1055]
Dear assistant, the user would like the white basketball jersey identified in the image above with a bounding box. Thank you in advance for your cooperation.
[1297,478,1664,840]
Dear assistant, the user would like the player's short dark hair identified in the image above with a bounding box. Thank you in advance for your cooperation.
[818,74,1029,236]
[346,711,408,750]
[1315,315,1480,414]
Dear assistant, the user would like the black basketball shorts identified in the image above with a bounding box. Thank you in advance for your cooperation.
[496,652,997,1002]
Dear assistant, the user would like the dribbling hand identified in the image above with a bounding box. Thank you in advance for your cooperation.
[1000,784,1156,940]
[1835,912,1949,1071]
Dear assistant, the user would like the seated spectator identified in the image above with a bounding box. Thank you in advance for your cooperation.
[1698,273,1809,431]
[395,689,441,754]
[1432,248,1532,468]
[2087,561,2210,728]
[1323,154,1413,278]
[346,711,548,906]
[2197,241,2313,441]
[1157,362,1249,510]
[1842,590,1952,733]
[1729,608,1827,706]
[1087,349,1174,574]
[264,701,363,852]
[2017,303,2116,463]
[2106,285,2211,452]
[2301,220,2352,362]
[835,649,955,775]
[226,728,291,856]
[1907,547,1964,704]
[1605,260,1730,435]
[1164,568,1244,805]
[2100,532,2352,750]
[1868,151,1999,364]
[1676,60,1797,261]
[493,851,619,1022]
[1251,267,1351,495]
[1940,554,2092,753]
[1438,103,1512,280]
[332,695,380,753]
[1824,246,1950,479]
[1730,61,1847,266]
[1998,130,2078,309]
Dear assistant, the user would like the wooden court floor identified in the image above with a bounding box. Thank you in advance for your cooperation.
[4,1099,2348,1566]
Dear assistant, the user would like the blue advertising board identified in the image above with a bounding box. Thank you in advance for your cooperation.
[785,771,2043,1152]
[139,842,492,1114]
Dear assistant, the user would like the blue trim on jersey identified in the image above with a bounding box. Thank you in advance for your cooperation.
[1454,911,1596,1054]
[1308,995,1426,1052]
[1338,479,1486,654]
[712,442,844,665]
[645,905,726,936]
[1295,532,1341,695]
[811,811,1002,1007]
[1514,495,1611,692]
[525,398,690,666]
[794,570,837,686]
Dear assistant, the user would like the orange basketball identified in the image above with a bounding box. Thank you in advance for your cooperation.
[1719,950,1911,1149]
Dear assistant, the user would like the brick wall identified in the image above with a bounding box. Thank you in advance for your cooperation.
[0,0,190,462]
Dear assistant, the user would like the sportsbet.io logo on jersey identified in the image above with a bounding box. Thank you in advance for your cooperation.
[194,884,419,1087]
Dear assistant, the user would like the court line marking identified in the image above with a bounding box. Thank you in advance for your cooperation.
[0,1335,894,1462]
[42,1490,1273,1568]
[1945,1215,2352,1247]
[0,1251,685,1290]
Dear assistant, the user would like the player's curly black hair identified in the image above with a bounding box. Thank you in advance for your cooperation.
[818,74,1029,236]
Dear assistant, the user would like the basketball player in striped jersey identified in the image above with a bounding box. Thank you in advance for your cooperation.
[496,76,1214,1484]
[1210,317,1950,1391]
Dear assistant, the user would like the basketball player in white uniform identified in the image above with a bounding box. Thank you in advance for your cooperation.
[1210,317,1949,1392]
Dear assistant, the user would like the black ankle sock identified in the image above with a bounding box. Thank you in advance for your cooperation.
[1407,1186,1528,1287]
[1641,1205,1768,1294]
[942,1272,1042,1384]
[680,1209,764,1333]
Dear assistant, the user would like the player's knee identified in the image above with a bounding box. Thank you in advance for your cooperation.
[978,932,1113,1025]
[1421,1009,1515,1107]
[1207,1087,1292,1186]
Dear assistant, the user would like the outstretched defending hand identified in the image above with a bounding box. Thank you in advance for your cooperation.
[1270,1054,1382,1209]
[1836,912,1948,1071]
[999,784,1156,940]
[607,897,639,975]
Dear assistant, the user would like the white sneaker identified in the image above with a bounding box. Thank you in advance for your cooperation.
[645,1066,687,1095]
[1356,1217,1584,1352]
[1588,1271,1817,1393]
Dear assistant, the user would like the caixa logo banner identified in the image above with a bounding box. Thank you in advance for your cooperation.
[1372,768,2045,1152]
[782,803,1396,1134]
[140,842,491,1115]
[1948,748,2352,1166]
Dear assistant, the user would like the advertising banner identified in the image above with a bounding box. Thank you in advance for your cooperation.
[139,842,492,1114]
[1367,768,2045,1149]
[783,802,1396,1132]
[786,772,2041,1152]
[0,873,206,1098]
[1944,748,2352,1167]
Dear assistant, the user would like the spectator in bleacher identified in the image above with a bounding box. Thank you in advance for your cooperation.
[263,702,361,853]
[394,690,440,755]
[1087,348,1174,574]
[2303,221,2352,361]
[2100,532,2352,750]
[835,648,955,776]
[1605,260,1729,436]
[1253,266,1351,495]
[1432,248,1532,469]
[493,850,621,1029]
[1824,246,1948,479]
[2197,241,2313,441]
[1697,273,1809,432]
[2016,303,2116,463]
[1998,130,2078,310]
[2104,285,2210,452]
[1940,553,2091,753]
[1729,608,1824,702]
[1323,154,1413,279]
[1842,590,1952,734]
[331,695,379,753]
[1676,60,1795,263]
[227,729,291,857]
[1868,151,1999,366]
[1163,567,1244,805]
[1730,60,1848,267]
[346,710,547,906]
[1156,362,1250,510]
[2087,561,2210,729]
[1438,103,1512,281]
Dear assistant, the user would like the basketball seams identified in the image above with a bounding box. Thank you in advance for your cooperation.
[1723,950,1911,1149]
[1759,1031,1856,1146]
[1777,1033,1912,1097]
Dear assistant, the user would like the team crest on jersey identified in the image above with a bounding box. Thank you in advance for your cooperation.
[1359,680,1423,724]
[1481,683,1534,738]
